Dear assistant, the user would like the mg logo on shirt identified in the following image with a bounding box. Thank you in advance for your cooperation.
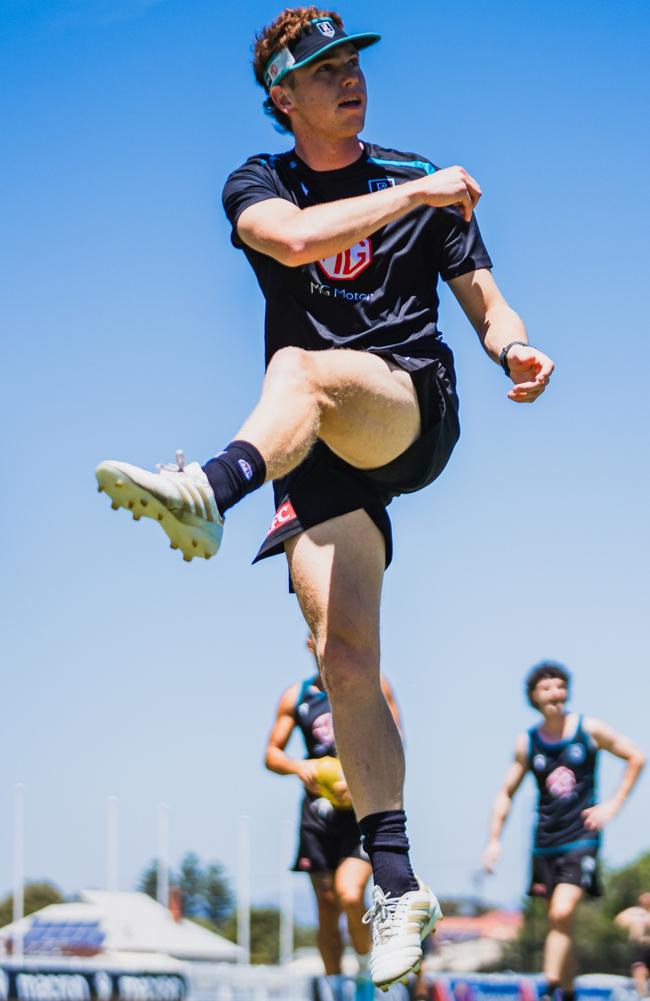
[318,238,372,281]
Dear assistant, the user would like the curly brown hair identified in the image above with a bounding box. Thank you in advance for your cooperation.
[252,7,344,133]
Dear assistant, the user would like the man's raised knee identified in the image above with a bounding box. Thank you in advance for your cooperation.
[265,346,315,393]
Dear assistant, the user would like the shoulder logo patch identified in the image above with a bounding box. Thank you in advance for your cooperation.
[368,177,396,192]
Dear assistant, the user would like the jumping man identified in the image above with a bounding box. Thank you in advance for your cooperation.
[97,7,555,989]
[483,662,644,1001]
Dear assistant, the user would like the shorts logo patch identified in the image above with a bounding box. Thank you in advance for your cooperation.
[298,857,312,870]
[546,765,577,799]
[318,238,372,281]
[368,177,396,192]
[267,500,297,536]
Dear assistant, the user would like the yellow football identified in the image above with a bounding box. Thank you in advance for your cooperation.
[314,756,352,809]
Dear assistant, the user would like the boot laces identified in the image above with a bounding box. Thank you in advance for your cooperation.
[362,887,406,944]
[156,449,186,474]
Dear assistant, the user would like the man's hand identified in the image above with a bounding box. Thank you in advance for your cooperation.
[582,800,619,830]
[293,759,321,796]
[420,166,482,222]
[482,838,502,874]
[505,343,555,403]
[332,777,353,809]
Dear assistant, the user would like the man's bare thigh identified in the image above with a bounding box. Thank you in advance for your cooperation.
[285,508,385,651]
[312,350,421,470]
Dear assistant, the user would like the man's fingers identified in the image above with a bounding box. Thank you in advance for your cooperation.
[537,357,555,380]
[464,173,482,205]
[508,383,546,402]
[461,187,473,222]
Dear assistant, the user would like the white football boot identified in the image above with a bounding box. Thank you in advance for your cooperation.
[362,879,442,992]
[96,450,223,562]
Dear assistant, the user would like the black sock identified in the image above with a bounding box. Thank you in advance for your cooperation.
[202,441,266,515]
[358,810,419,896]
[561,991,575,1001]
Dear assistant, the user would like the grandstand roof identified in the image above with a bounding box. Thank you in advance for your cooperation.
[0,890,243,963]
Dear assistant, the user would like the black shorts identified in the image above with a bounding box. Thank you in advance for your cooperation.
[631,944,650,970]
[254,352,460,568]
[529,847,602,899]
[292,796,369,875]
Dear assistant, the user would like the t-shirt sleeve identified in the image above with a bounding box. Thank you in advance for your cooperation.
[222,158,283,247]
[435,206,493,282]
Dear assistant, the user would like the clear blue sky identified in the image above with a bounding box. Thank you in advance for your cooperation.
[2,0,649,925]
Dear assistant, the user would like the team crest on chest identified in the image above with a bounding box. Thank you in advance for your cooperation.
[318,238,372,281]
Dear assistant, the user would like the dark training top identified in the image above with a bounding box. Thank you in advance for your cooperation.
[222,142,493,370]
[293,676,337,760]
[528,714,600,856]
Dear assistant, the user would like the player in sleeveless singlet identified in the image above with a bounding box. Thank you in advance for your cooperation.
[264,637,401,978]
[96,8,555,988]
[482,662,644,1001]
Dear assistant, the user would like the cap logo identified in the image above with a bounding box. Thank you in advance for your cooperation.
[316,20,335,37]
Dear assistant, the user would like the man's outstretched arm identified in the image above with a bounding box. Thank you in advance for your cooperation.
[582,718,645,830]
[449,268,555,404]
[237,165,481,267]
[482,733,529,873]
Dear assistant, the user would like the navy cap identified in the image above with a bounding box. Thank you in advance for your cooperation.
[264,17,380,90]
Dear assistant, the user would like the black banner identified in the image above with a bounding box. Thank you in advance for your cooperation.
[0,967,187,1001]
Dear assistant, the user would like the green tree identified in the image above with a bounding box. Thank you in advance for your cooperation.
[178,852,203,917]
[219,908,317,964]
[203,862,233,927]
[0,881,64,929]
[136,854,234,927]
[138,859,159,900]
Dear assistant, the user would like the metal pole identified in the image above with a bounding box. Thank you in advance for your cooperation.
[280,819,293,965]
[157,803,170,908]
[107,796,119,892]
[13,783,25,959]
[237,815,250,964]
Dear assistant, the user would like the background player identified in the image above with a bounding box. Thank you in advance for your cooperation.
[483,662,644,1001]
[265,636,401,981]
[615,892,650,997]
[97,7,554,987]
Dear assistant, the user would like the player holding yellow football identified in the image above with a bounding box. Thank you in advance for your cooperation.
[265,636,401,978]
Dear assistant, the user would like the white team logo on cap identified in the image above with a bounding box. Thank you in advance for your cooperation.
[316,20,335,37]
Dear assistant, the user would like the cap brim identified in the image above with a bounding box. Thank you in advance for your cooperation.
[288,32,381,76]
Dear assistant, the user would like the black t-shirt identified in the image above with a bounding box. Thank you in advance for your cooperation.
[222,142,493,370]
[528,715,600,855]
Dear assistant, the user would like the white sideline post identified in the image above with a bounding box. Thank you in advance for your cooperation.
[13,783,25,959]
[280,818,293,966]
[158,802,170,908]
[238,814,251,964]
[107,795,119,892]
